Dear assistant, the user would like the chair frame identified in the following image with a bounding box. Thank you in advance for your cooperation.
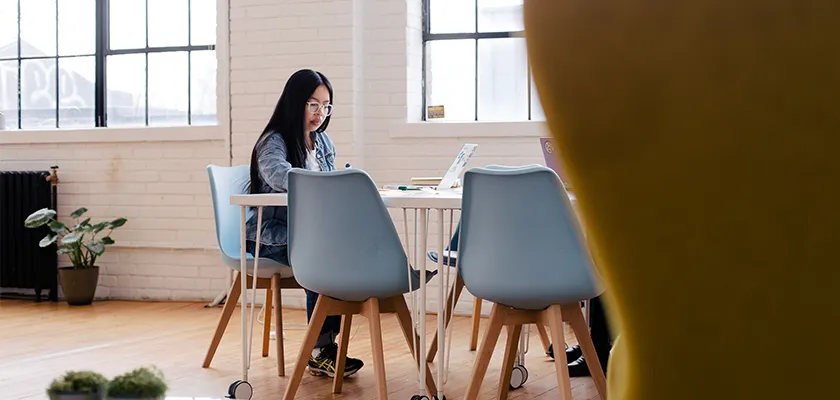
[202,271,301,376]
[465,301,608,400]
[283,295,437,400]
[426,276,552,363]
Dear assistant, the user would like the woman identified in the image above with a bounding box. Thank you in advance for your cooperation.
[245,69,364,378]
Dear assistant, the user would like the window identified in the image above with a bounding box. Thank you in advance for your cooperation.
[422,0,545,122]
[0,0,217,130]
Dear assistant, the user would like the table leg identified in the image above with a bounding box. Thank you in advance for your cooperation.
[239,206,249,381]
[417,207,429,397]
[248,207,264,369]
[436,208,446,399]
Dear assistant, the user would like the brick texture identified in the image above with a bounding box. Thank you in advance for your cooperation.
[0,0,546,317]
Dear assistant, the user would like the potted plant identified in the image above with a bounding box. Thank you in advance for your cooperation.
[106,367,168,400]
[46,370,108,400]
[24,207,127,306]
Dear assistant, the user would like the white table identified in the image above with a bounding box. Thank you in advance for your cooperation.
[230,188,463,399]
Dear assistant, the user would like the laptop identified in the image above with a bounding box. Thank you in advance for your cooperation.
[438,143,478,189]
[539,137,572,190]
[397,143,478,190]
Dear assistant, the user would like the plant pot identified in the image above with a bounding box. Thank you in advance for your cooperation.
[58,267,99,306]
[48,393,101,400]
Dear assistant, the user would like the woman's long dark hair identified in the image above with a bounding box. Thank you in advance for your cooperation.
[249,69,333,194]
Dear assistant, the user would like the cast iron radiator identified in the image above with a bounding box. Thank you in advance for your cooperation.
[0,167,59,301]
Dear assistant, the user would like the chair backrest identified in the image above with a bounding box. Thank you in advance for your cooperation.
[458,165,602,309]
[287,169,410,301]
[207,164,251,260]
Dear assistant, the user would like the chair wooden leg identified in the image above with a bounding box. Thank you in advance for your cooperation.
[470,296,483,351]
[203,273,242,368]
[262,284,273,358]
[392,296,438,395]
[465,304,507,400]
[564,304,608,398]
[546,305,573,400]
[427,275,465,362]
[536,323,551,352]
[272,275,285,376]
[283,295,331,400]
[332,314,353,394]
[497,324,523,400]
[365,298,389,400]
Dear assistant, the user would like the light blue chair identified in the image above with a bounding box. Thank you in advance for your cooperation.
[202,164,301,377]
[425,164,552,362]
[282,168,437,399]
[459,165,607,400]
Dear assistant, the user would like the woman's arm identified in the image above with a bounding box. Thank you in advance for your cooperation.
[320,131,337,170]
[257,133,293,192]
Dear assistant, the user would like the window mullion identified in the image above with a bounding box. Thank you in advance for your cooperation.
[473,0,478,121]
[94,0,107,127]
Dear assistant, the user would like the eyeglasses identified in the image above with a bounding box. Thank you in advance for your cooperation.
[307,102,333,116]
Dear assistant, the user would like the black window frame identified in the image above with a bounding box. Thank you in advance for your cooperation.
[421,0,535,122]
[0,0,216,130]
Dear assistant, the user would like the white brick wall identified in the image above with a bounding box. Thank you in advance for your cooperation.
[0,0,549,316]
[0,136,228,300]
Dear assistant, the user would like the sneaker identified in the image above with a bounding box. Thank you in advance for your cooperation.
[308,343,364,378]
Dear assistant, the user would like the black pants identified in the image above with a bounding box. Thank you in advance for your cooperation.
[587,294,613,357]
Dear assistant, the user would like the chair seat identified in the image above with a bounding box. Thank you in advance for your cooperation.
[486,286,603,311]
[221,254,294,279]
[318,267,439,303]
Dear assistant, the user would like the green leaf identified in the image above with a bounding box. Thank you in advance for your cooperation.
[93,221,110,233]
[70,207,88,219]
[57,247,73,255]
[61,231,84,245]
[79,217,91,227]
[109,218,127,229]
[101,236,115,245]
[48,220,67,233]
[24,208,56,228]
[84,241,106,256]
[39,234,58,247]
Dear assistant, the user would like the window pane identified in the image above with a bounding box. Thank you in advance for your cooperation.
[110,0,146,50]
[58,56,95,128]
[477,0,523,33]
[429,0,476,34]
[20,59,57,129]
[0,60,19,130]
[58,0,95,56]
[477,38,527,121]
[191,0,216,46]
[530,73,546,121]
[0,0,18,58]
[190,50,216,125]
[149,0,188,47]
[20,0,57,57]
[148,51,187,126]
[107,54,146,126]
[425,39,476,121]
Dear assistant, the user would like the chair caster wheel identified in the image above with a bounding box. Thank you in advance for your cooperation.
[509,365,528,390]
[410,396,429,400]
[227,380,253,399]
[433,396,447,400]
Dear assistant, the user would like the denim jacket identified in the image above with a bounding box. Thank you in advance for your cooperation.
[245,130,336,246]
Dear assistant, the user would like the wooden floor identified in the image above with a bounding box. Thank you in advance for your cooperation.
[0,299,599,399]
